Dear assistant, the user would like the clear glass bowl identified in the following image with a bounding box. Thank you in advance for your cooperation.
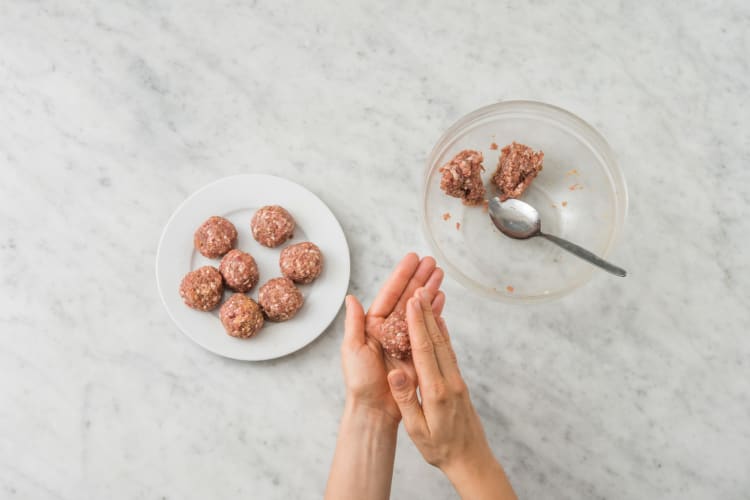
[422,101,628,303]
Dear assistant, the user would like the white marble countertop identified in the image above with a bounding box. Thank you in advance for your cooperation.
[2,1,748,499]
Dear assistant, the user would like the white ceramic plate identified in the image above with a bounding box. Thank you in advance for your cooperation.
[156,174,350,360]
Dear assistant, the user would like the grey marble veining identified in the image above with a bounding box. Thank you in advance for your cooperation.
[1,1,749,499]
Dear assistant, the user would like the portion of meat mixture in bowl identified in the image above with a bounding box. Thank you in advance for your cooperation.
[439,149,486,206]
[194,216,238,258]
[179,266,224,311]
[379,309,411,359]
[251,205,296,247]
[279,242,323,284]
[258,277,304,321]
[491,142,544,201]
[219,249,260,292]
[220,293,264,338]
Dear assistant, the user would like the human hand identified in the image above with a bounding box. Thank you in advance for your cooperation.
[386,288,516,499]
[340,254,445,423]
[328,254,449,500]
[340,294,401,423]
[365,253,445,383]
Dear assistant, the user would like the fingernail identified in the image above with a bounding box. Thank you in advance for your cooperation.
[345,295,351,308]
[390,371,406,388]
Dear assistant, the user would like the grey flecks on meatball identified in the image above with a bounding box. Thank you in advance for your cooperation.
[491,142,544,201]
[439,150,486,206]
[380,309,411,360]
[194,216,238,258]
[220,293,264,338]
[279,242,323,284]
[219,249,260,292]
[258,277,304,321]
[179,266,223,311]
[251,205,295,248]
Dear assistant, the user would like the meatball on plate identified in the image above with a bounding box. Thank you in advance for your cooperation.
[279,242,323,284]
[156,174,350,361]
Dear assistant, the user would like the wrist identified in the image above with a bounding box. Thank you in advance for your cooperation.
[442,447,502,491]
[343,398,400,432]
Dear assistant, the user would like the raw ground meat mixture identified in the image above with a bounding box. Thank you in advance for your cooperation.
[220,293,264,338]
[491,142,544,201]
[179,266,224,311]
[379,309,411,359]
[439,150,486,206]
[279,242,323,284]
[194,216,238,258]
[220,249,259,292]
[258,277,304,321]
[251,205,296,247]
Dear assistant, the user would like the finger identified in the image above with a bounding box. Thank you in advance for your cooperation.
[436,316,461,376]
[423,267,444,296]
[437,316,452,340]
[395,256,437,311]
[343,295,366,349]
[387,369,427,436]
[431,291,446,317]
[418,289,458,377]
[368,253,420,317]
[406,296,442,385]
[384,355,417,385]
[417,288,443,345]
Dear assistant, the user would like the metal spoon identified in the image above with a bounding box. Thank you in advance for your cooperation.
[488,197,627,277]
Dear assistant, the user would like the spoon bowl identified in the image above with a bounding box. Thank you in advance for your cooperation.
[488,198,542,239]
[489,197,626,277]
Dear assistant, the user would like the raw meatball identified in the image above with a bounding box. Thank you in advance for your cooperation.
[179,266,223,311]
[251,205,295,247]
[380,309,411,360]
[194,216,238,258]
[439,150,486,206]
[279,242,323,284]
[220,294,264,338]
[491,142,544,201]
[258,277,304,321]
[219,249,260,292]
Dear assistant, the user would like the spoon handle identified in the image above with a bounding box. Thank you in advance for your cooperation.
[540,233,627,277]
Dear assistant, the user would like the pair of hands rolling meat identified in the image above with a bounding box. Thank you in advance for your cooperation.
[339,253,516,499]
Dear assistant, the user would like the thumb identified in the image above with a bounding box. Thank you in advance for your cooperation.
[388,370,427,436]
[343,295,365,349]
